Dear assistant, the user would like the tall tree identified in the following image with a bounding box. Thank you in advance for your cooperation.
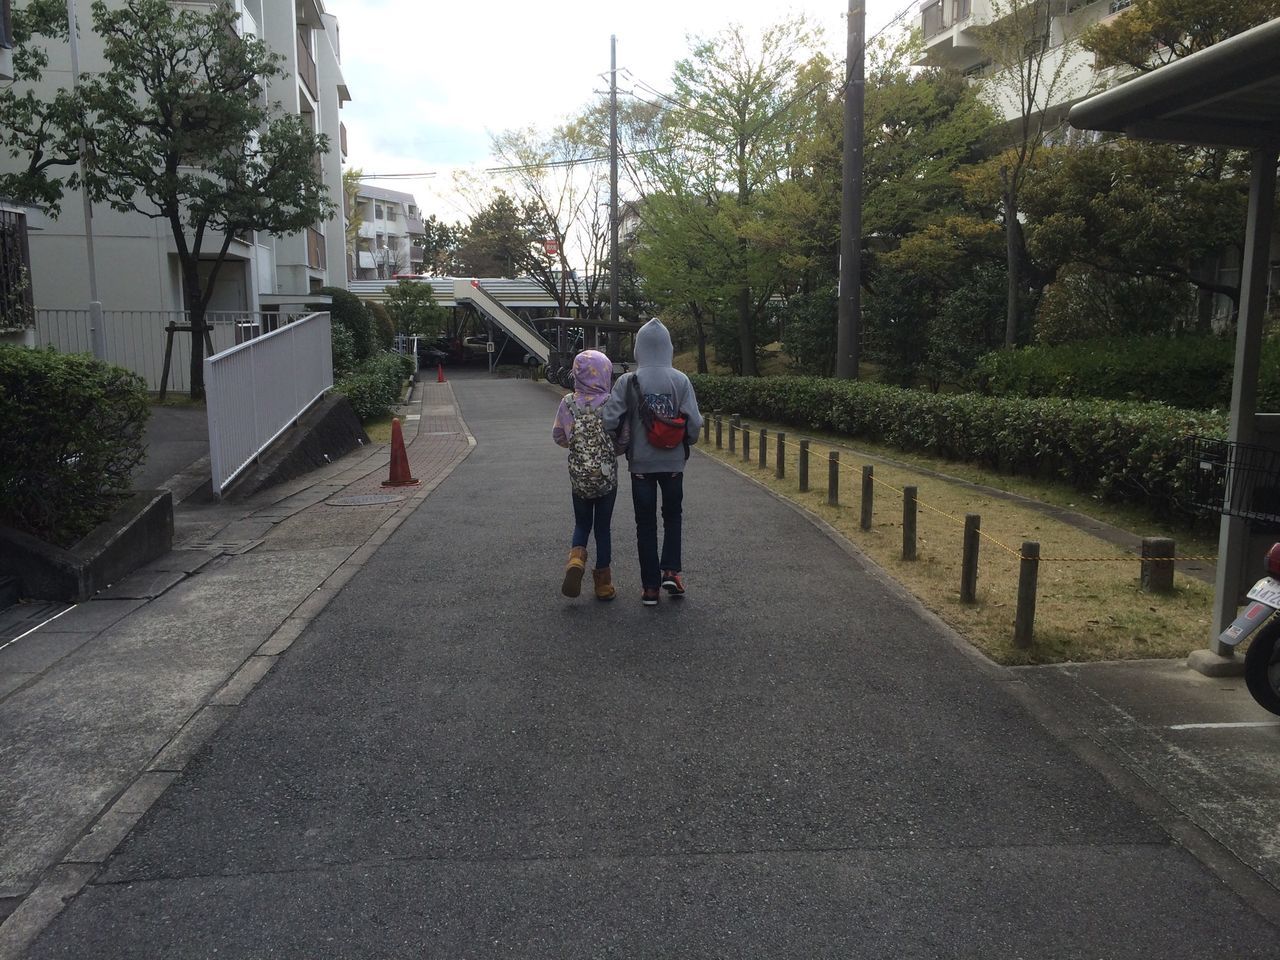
[486,121,611,316]
[455,191,545,280]
[0,0,84,214]
[1081,0,1280,71]
[657,16,826,375]
[976,0,1080,347]
[82,0,333,398]
[343,167,363,281]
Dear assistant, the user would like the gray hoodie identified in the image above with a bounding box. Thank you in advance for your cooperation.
[602,318,703,474]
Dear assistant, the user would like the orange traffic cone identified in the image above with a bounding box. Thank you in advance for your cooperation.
[437,363,446,383]
[381,417,420,487]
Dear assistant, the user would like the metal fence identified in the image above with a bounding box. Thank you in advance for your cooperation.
[34,309,312,392]
[204,311,333,497]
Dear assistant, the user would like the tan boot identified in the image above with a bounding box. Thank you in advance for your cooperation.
[592,566,616,601]
[562,546,588,597]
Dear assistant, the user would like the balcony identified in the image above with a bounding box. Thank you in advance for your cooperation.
[306,227,326,270]
[922,0,972,40]
[296,28,317,100]
[340,122,348,159]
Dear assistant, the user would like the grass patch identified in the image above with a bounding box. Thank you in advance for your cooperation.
[364,414,395,445]
[700,418,1215,666]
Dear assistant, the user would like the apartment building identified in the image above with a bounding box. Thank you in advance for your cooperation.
[916,0,1134,123]
[9,0,351,315]
[350,185,428,280]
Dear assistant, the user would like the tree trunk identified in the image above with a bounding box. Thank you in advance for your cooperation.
[737,285,757,376]
[184,260,207,399]
[1004,186,1020,349]
[691,303,708,374]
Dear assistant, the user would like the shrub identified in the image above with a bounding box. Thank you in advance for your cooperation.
[690,374,1225,520]
[0,346,150,546]
[367,301,395,350]
[331,322,357,381]
[968,336,1280,410]
[334,350,414,421]
[320,286,375,361]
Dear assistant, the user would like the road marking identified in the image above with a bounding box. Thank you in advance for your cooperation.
[0,604,79,654]
[1168,721,1280,730]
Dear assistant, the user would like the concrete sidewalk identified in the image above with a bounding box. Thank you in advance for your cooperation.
[0,374,474,957]
[6,372,1279,958]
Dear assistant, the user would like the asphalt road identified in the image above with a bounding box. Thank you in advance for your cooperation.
[28,374,1280,958]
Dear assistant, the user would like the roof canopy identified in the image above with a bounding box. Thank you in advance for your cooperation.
[1068,18,1280,149]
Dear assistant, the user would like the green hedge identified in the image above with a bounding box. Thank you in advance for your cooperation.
[690,374,1225,519]
[335,351,414,421]
[0,346,150,546]
[969,336,1280,410]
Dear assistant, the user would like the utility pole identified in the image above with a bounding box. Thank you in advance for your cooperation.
[66,0,104,359]
[836,0,864,380]
[609,34,620,326]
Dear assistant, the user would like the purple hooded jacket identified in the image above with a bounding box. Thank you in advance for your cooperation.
[552,350,621,448]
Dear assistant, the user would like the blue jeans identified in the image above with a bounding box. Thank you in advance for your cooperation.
[572,488,617,569]
[631,472,683,589]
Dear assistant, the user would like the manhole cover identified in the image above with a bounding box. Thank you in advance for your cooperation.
[326,494,404,507]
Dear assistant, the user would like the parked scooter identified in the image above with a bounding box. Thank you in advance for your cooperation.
[1216,542,1280,715]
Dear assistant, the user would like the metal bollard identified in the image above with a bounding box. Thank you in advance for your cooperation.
[776,433,786,480]
[860,465,874,531]
[715,415,723,449]
[827,452,839,506]
[902,485,918,561]
[1014,541,1040,649]
[1141,537,1175,593]
[961,514,981,603]
[742,426,751,463]
[799,440,810,492]
[759,429,768,469]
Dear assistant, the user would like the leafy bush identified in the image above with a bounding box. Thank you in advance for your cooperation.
[367,301,395,350]
[0,346,150,546]
[690,373,1225,520]
[320,286,375,361]
[334,350,414,421]
[331,322,357,381]
[969,336,1280,410]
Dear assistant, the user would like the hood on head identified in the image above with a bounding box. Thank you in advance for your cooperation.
[634,318,673,368]
[572,349,613,403]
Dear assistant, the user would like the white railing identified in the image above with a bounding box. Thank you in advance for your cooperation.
[205,311,333,497]
[34,309,311,392]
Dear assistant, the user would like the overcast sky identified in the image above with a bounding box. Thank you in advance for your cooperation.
[324,0,911,225]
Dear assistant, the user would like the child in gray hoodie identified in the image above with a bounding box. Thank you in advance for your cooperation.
[602,319,704,605]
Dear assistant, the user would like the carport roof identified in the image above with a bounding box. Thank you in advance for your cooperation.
[1068,17,1280,149]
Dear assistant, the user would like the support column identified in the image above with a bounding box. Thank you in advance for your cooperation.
[1204,148,1278,666]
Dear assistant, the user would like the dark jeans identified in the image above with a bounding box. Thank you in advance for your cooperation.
[571,488,617,569]
[631,472,683,589]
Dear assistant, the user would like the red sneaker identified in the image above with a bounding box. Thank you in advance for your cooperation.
[661,571,685,596]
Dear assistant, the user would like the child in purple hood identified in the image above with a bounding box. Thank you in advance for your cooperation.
[552,350,624,601]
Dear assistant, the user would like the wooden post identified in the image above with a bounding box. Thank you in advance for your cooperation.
[775,433,786,479]
[758,429,768,469]
[961,514,980,603]
[1141,537,1175,593]
[902,486,918,560]
[742,426,751,463]
[827,452,839,506]
[860,465,874,531]
[799,440,810,492]
[715,415,723,449]
[728,421,737,453]
[1014,541,1040,649]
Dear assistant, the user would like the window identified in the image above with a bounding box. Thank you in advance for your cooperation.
[385,206,397,223]
[375,204,384,219]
